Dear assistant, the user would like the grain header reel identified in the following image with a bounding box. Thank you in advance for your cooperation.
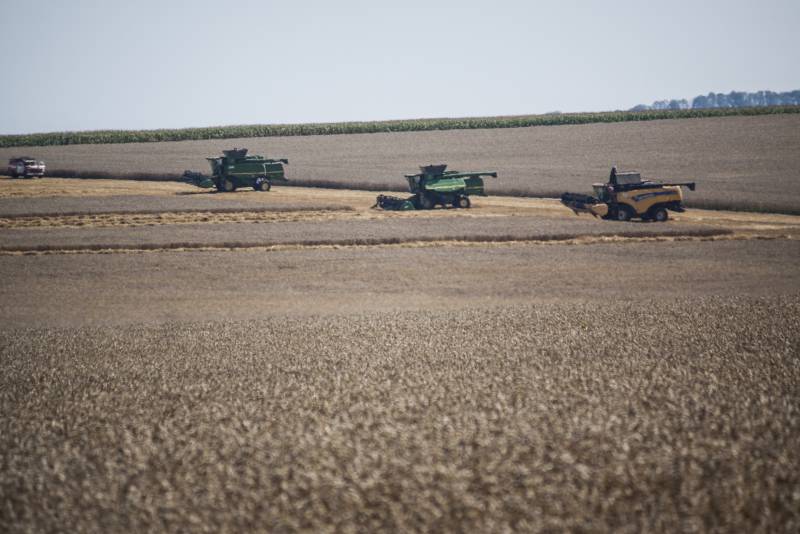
[374,164,497,210]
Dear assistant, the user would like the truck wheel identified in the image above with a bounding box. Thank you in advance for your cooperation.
[223,179,235,192]
[455,196,471,209]
[652,207,669,222]
[613,206,632,222]
[420,194,434,210]
[256,180,271,192]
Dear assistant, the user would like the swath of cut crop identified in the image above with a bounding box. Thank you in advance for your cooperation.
[3,114,798,214]
[0,227,735,255]
[0,207,357,229]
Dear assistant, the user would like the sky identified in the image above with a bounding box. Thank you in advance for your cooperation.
[1,0,799,134]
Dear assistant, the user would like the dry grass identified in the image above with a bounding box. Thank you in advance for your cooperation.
[1,297,798,532]
[1,169,798,532]
[0,177,192,199]
[2,114,799,212]
[0,227,733,254]
[0,210,734,253]
[0,208,355,230]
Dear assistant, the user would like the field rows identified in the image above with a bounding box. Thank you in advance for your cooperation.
[1,173,799,531]
[0,215,730,253]
[2,114,799,213]
[2,106,797,148]
[2,296,798,531]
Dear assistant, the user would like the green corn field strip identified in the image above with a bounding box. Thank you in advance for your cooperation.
[2,106,799,148]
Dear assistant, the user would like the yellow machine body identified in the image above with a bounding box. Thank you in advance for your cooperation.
[611,184,684,217]
[561,169,695,222]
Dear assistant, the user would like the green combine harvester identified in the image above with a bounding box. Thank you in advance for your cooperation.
[183,148,288,192]
[374,164,497,210]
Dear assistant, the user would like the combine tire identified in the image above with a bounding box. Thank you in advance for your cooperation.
[256,179,271,192]
[454,196,471,209]
[652,207,669,222]
[613,206,632,222]
[223,179,236,192]
[420,194,435,210]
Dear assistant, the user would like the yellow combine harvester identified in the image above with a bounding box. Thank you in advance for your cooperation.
[561,167,696,222]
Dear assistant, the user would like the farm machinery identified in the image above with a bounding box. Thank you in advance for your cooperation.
[374,164,497,210]
[183,148,288,192]
[561,167,696,222]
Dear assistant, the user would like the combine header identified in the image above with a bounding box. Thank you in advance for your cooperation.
[561,167,696,222]
[374,164,497,210]
[183,148,288,192]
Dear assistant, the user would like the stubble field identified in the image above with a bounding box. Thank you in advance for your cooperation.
[1,151,799,532]
[1,114,799,213]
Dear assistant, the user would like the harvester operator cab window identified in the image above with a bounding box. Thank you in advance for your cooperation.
[593,185,608,202]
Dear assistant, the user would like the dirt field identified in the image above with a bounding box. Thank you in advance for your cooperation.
[2,113,799,212]
[1,178,799,532]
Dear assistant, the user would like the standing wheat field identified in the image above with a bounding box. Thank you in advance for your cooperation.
[2,114,799,213]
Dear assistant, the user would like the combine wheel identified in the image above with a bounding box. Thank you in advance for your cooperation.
[256,179,271,192]
[420,194,435,210]
[223,179,236,192]
[454,196,471,209]
[613,206,632,222]
[652,206,669,222]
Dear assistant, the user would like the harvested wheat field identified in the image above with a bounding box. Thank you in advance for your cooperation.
[2,114,799,213]
[1,176,799,532]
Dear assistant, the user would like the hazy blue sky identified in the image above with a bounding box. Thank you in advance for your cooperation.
[1,0,798,134]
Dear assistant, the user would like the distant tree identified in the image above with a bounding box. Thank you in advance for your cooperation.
[633,89,799,111]
[692,94,709,108]
[729,91,747,107]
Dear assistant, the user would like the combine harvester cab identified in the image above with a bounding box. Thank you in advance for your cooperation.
[375,164,497,210]
[184,148,288,192]
[561,167,696,222]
